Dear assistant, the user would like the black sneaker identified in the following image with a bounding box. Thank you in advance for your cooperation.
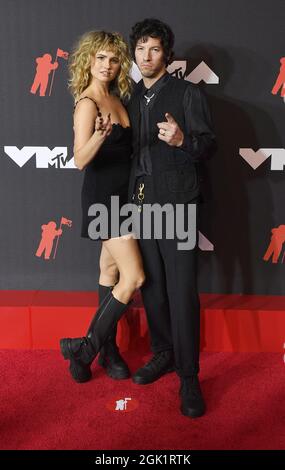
[180,375,206,418]
[132,350,174,385]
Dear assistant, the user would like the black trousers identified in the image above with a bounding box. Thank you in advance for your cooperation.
[132,175,200,376]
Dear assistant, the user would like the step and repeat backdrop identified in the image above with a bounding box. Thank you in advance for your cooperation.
[0,0,284,294]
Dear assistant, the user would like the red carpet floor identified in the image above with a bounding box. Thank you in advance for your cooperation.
[0,350,284,450]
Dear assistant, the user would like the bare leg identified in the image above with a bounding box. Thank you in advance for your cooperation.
[59,235,145,382]
[98,243,119,287]
[103,235,145,304]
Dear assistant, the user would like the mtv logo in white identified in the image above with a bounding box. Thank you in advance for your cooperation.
[198,231,214,251]
[130,60,219,84]
[186,61,219,84]
[167,60,219,84]
[239,148,285,170]
[130,62,142,83]
[115,398,131,411]
[167,61,187,79]
[4,146,76,169]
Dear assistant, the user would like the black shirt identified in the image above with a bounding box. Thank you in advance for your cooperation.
[135,71,216,177]
[136,72,171,177]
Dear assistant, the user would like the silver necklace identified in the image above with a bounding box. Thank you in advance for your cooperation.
[144,93,155,105]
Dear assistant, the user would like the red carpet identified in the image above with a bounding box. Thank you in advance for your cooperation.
[0,350,284,450]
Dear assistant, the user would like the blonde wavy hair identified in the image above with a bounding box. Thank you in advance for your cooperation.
[68,30,133,102]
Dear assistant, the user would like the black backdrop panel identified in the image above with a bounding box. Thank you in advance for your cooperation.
[0,0,284,294]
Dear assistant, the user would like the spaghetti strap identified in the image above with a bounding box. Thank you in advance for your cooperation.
[73,97,102,118]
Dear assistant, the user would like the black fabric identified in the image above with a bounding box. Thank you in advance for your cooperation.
[136,72,171,177]
[127,76,216,205]
[132,175,200,376]
[85,291,130,357]
[78,98,133,240]
[126,75,217,376]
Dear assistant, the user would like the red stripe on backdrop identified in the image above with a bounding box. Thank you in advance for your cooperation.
[0,291,284,352]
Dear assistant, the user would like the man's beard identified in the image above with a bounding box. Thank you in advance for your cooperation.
[140,67,162,78]
[140,69,155,78]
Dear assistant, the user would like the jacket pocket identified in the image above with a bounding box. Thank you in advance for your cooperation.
[167,147,188,164]
[165,167,198,193]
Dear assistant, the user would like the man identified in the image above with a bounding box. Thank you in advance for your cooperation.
[127,18,217,418]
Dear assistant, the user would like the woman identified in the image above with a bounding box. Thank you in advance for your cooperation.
[60,31,145,383]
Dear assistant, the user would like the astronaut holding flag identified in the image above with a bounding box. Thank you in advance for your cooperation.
[52,216,72,259]
[48,48,69,96]
[30,47,69,96]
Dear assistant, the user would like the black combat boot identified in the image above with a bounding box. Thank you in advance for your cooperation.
[60,290,130,383]
[97,284,130,379]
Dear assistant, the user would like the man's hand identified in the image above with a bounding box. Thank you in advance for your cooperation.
[157,113,184,147]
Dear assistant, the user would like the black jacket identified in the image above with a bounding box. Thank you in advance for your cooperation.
[127,76,217,205]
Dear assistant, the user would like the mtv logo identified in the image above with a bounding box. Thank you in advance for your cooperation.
[198,231,214,251]
[167,61,187,79]
[130,60,219,84]
[4,146,77,169]
[168,60,219,84]
[130,62,142,83]
[239,148,285,170]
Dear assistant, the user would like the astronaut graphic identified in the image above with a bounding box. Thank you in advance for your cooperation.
[35,216,72,260]
[35,221,62,259]
[30,48,69,96]
[263,224,285,264]
[115,398,132,411]
[30,54,59,96]
[271,57,285,98]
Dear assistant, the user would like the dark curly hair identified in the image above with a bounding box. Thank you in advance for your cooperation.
[129,18,175,66]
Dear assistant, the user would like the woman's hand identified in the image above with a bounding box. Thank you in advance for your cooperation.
[95,112,113,139]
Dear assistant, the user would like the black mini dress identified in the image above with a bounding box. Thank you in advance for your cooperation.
[74,97,133,240]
